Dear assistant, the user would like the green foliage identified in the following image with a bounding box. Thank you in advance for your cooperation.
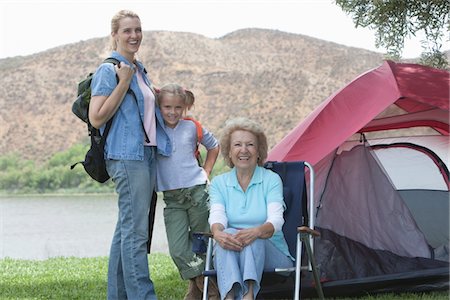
[0,144,230,194]
[0,153,23,171]
[199,147,230,179]
[0,143,114,194]
[335,0,449,69]
[47,144,87,168]
[420,48,449,70]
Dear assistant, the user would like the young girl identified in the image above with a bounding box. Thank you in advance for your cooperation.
[156,83,220,300]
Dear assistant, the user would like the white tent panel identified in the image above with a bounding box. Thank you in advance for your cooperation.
[368,136,449,166]
[337,136,449,191]
[372,147,447,191]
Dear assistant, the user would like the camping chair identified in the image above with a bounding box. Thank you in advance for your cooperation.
[195,161,324,300]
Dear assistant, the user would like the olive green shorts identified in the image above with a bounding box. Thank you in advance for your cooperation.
[163,184,210,279]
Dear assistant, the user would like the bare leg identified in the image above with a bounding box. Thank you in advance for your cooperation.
[243,280,254,300]
[224,288,234,300]
[184,278,201,300]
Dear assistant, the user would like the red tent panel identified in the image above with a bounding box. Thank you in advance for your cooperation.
[268,61,450,165]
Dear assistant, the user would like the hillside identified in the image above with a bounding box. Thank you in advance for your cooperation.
[0,29,385,161]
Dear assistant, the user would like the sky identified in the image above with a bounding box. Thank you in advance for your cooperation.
[0,0,447,60]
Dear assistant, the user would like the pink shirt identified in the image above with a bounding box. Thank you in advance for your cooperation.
[137,71,157,146]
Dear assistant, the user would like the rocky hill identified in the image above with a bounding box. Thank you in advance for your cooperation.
[0,29,386,161]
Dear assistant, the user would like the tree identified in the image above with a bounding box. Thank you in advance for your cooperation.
[335,0,449,69]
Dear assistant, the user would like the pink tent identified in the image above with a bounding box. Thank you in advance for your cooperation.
[268,60,449,165]
[267,61,449,296]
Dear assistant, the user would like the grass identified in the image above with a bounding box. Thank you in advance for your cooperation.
[0,254,448,299]
[0,254,187,300]
[361,293,449,300]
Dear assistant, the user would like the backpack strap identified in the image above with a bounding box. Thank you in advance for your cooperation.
[102,57,150,144]
[184,117,203,143]
[183,117,203,162]
[103,57,120,65]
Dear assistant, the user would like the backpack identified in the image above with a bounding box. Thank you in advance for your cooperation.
[70,58,119,183]
[184,117,203,165]
[72,57,119,123]
[71,58,150,183]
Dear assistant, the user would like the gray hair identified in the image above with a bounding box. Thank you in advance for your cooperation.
[219,117,268,168]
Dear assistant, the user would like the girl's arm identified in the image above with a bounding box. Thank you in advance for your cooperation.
[202,146,219,177]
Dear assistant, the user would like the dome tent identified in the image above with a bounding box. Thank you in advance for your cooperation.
[268,61,449,296]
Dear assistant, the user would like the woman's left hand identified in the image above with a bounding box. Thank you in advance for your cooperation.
[234,228,260,247]
[235,222,275,246]
[214,230,244,251]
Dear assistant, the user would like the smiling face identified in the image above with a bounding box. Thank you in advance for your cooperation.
[229,130,259,170]
[112,16,142,60]
[159,94,186,128]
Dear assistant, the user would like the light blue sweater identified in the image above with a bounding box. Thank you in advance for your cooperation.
[156,119,218,191]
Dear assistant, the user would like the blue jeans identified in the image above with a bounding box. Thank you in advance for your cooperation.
[106,146,157,300]
[213,228,293,300]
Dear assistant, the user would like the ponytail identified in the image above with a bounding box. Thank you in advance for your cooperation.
[157,83,195,111]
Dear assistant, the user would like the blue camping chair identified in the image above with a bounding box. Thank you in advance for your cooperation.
[195,161,324,299]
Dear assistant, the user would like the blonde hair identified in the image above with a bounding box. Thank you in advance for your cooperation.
[220,117,268,168]
[110,10,140,50]
[156,83,195,111]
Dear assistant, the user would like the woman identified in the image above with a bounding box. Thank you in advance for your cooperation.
[209,117,294,300]
[89,10,170,300]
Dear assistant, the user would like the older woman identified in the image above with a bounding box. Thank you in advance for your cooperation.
[208,118,294,300]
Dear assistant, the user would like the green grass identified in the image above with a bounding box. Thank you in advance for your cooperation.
[0,254,448,299]
[0,254,186,300]
[361,293,449,300]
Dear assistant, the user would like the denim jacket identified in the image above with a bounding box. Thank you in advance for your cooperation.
[91,51,172,160]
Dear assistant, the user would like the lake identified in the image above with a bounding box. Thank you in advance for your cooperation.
[0,194,168,260]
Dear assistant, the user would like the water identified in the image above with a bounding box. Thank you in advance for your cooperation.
[0,194,168,260]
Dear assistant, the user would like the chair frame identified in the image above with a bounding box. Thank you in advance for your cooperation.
[201,161,324,300]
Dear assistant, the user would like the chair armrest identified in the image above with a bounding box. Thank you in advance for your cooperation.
[193,231,214,238]
[297,226,320,237]
[192,232,213,254]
